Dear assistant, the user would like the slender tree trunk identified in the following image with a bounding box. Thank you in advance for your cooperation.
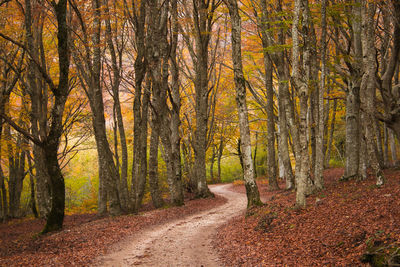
[130,0,147,213]
[168,0,184,205]
[104,0,129,211]
[217,135,223,183]
[191,0,215,198]
[375,121,384,167]
[257,0,278,190]
[359,118,368,180]
[389,129,398,166]
[210,145,216,182]
[90,0,121,216]
[314,0,327,190]
[226,0,262,208]
[253,132,258,179]
[24,2,51,219]
[384,124,389,167]
[265,58,278,190]
[41,0,70,233]
[0,167,4,221]
[325,99,337,168]
[273,8,294,189]
[148,112,164,208]
[132,79,149,213]
[27,154,38,218]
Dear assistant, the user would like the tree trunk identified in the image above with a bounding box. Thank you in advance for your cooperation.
[226,0,262,208]
[375,121,384,167]
[253,132,258,179]
[383,124,390,167]
[104,0,129,211]
[90,0,121,216]
[7,131,26,218]
[344,83,361,180]
[148,112,164,208]
[314,0,327,190]
[42,0,70,233]
[273,9,294,189]
[129,0,147,213]
[325,99,337,168]
[257,0,278,191]
[343,0,363,181]
[27,154,38,218]
[291,0,313,208]
[168,0,184,205]
[359,118,368,180]
[217,135,223,183]
[210,145,216,182]
[132,79,149,213]
[361,0,385,186]
[191,0,215,198]
[389,129,398,166]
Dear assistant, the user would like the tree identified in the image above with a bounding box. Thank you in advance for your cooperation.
[291,0,313,207]
[182,0,220,198]
[226,0,262,208]
[70,0,122,216]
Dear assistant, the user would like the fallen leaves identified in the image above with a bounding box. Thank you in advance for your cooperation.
[214,168,400,266]
[0,194,226,266]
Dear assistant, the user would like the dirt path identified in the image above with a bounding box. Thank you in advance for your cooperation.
[95,184,246,267]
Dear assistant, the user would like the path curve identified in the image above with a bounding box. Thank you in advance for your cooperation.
[95,184,246,267]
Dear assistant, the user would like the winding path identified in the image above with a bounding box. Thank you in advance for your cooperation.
[95,184,246,267]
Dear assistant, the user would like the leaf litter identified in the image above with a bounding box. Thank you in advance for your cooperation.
[213,168,400,266]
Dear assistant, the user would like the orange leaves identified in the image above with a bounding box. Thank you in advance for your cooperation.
[215,168,400,266]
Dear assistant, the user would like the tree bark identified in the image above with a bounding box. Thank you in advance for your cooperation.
[226,0,262,208]
[343,0,362,180]
[389,129,398,166]
[291,0,313,207]
[383,124,389,167]
[148,110,164,208]
[360,0,385,186]
[314,0,327,190]
[325,99,337,168]
[257,0,279,191]
[104,0,129,211]
[191,0,216,198]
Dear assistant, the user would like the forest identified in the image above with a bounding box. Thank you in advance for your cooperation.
[1,0,400,265]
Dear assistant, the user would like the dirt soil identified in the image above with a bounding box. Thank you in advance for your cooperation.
[0,191,226,266]
[214,168,400,266]
[95,184,247,266]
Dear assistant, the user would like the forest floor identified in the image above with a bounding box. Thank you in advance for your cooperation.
[214,168,400,266]
[1,168,399,266]
[0,189,227,266]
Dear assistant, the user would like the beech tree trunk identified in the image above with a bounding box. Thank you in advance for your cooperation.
[148,112,164,208]
[314,0,327,190]
[343,1,362,181]
[325,99,337,168]
[226,0,262,208]
[104,0,129,211]
[130,0,148,213]
[42,0,70,233]
[217,134,224,183]
[291,0,313,207]
[361,0,385,186]
[389,129,398,166]
[383,125,389,167]
[191,0,215,198]
[274,12,294,189]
